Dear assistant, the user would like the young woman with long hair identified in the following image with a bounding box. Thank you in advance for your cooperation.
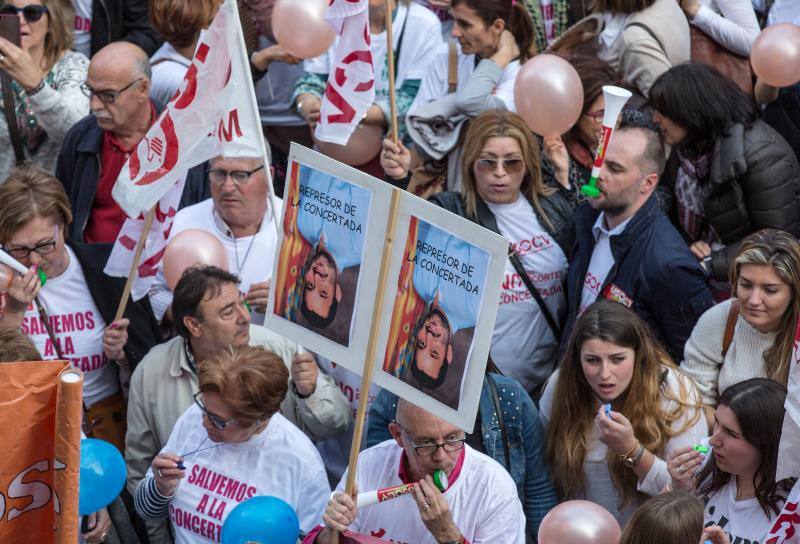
[541,300,706,525]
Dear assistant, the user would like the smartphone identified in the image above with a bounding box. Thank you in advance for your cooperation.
[0,14,20,47]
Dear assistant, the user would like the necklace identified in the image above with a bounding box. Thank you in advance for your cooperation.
[176,436,226,469]
[230,221,260,274]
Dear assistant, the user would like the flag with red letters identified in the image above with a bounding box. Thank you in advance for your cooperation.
[313,0,374,145]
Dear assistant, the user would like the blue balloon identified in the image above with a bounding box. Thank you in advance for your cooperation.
[221,496,300,544]
[79,438,126,516]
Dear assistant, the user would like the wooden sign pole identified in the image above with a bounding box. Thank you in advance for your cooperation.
[385,0,399,145]
[113,206,156,322]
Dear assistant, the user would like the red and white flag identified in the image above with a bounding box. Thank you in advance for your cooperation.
[777,316,800,482]
[314,0,374,145]
[105,0,271,299]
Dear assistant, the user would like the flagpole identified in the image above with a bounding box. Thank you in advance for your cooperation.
[113,207,156,322]
[385,0,399,144]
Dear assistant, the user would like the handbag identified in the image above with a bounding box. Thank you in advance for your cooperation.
[1,71,27,165]
[689,25,753,96]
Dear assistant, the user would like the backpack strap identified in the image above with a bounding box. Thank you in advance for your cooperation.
[721,299,741,360]
[447,40,458,94]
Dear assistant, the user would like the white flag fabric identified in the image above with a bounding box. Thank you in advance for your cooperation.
[105,0,271,299]
[766,480,800,543]
[313,0,374,145]
[777,317,800,481]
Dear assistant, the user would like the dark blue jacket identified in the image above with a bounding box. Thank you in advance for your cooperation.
[563,195,713,361]
[366,374,556,542]
[55,108,211,242]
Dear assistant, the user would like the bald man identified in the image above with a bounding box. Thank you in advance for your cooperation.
[306,399,526,544]
[55,42,209,243]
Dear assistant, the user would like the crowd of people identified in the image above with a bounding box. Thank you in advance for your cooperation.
[0,0,799,543]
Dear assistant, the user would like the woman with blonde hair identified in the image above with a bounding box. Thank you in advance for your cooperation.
[540,299,706,525]
[426,109,573,398]
[0,0,90,180]
[683,228,800,429]
[619,491,706,544]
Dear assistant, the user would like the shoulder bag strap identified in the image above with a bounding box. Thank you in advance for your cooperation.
[721,299,741,360]
[625,21,665,52]
[447,40,458,94]
[1,72,26,165]
[508,249,562,342]
[487,374,511,469]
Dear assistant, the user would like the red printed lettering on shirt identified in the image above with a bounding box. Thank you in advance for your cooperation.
[584,272,602,295]
[510,234,552,257]
[74,16,91,32]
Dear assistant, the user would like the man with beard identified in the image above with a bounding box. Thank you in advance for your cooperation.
[562,122,713,360]
[55,42,208,243]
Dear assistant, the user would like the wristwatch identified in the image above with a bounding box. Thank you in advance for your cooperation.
[443,537,465,544]
[620,442,645,468]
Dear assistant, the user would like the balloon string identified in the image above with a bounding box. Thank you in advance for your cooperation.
[177,437,226,467]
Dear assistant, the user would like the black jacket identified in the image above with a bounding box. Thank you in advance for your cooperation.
[90,0,161,57]
[564,196,714,361]
[663,120,800,281]
[55,106,211,242]
[69,241,162,369]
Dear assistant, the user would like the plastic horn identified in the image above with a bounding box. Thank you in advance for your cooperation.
[356,470,448,508]
[580,86,633,198]
[0,248,47,285]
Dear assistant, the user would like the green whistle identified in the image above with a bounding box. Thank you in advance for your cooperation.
[432,469,448,492]
[693,445,709,454]
[37,268,47,287]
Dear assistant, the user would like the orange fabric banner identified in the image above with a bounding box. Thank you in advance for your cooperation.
[0,361,82,544]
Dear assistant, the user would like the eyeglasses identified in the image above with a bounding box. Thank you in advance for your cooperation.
[3,225,58,260]
[80,78,143,104]
[193,392,237,430]
[583,109,605,123]
[208,165,266,185]
[0,4,48,22]
[474,158,525,175]
[408,436,466,457]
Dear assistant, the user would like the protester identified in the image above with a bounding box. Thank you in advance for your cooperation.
[683,229,800,429]
[366,359,557,540]
[0,326,42,361]
[147,155,278,324]
[651,63,800,284]
[668,378,795,543]
[540,55,627,208]
[134,344,330,540]
[385,110,572,396]
[619,491,707,544]
[306,398,526,543]
[293,0,442,145]
[594,0,690,98]
[0,165,161,452]
[70,0,161,57]
[563,121,713,361]
[55,42,209,243]
[0,0,89,181]
[679,0,760,56]
[542,300,706,525]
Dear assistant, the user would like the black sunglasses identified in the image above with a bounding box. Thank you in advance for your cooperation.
[0,4,49,23]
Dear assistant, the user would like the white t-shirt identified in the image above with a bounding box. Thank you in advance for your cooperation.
[540,0,557,45]
[315,357,381,483]
[150,42,192,106]
[20,246,117,407]
[158,405,330,542]
[703,477,783,543]
[579,214,632,315]
[486,196,567,392]
[337,440,525,543]
[410,41,521,113]
[148,197,280,324]
[72,0,92,57]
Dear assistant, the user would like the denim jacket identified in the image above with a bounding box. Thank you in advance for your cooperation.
[366,373,557,540]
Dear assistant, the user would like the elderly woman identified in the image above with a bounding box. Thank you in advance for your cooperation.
[0,165,160,451]
[134,344,330,541]
[0,0,89,179]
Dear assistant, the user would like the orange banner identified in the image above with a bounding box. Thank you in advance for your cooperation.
[0,361,82,544]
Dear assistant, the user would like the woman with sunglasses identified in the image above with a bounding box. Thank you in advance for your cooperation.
[0,165,161,452]
[135,344,330,542]
[0,0,89,181]
[411,109,573,399]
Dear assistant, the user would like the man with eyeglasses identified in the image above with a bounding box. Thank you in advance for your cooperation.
[147,153,279,326]
[55,41,209,243]
[307,398,525,544]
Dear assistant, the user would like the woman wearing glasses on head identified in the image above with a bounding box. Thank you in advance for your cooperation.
[0,165,161,451]
[134,344,330,543]
[0,0,89,180]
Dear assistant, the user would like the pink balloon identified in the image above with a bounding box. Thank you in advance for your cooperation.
[0,264,13,294]
[751,24,800,88]
[163,229,229,290]
[315,123,384,166]
[538,501,621,544]
[514,54,584,137]
[273,0,336,59]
